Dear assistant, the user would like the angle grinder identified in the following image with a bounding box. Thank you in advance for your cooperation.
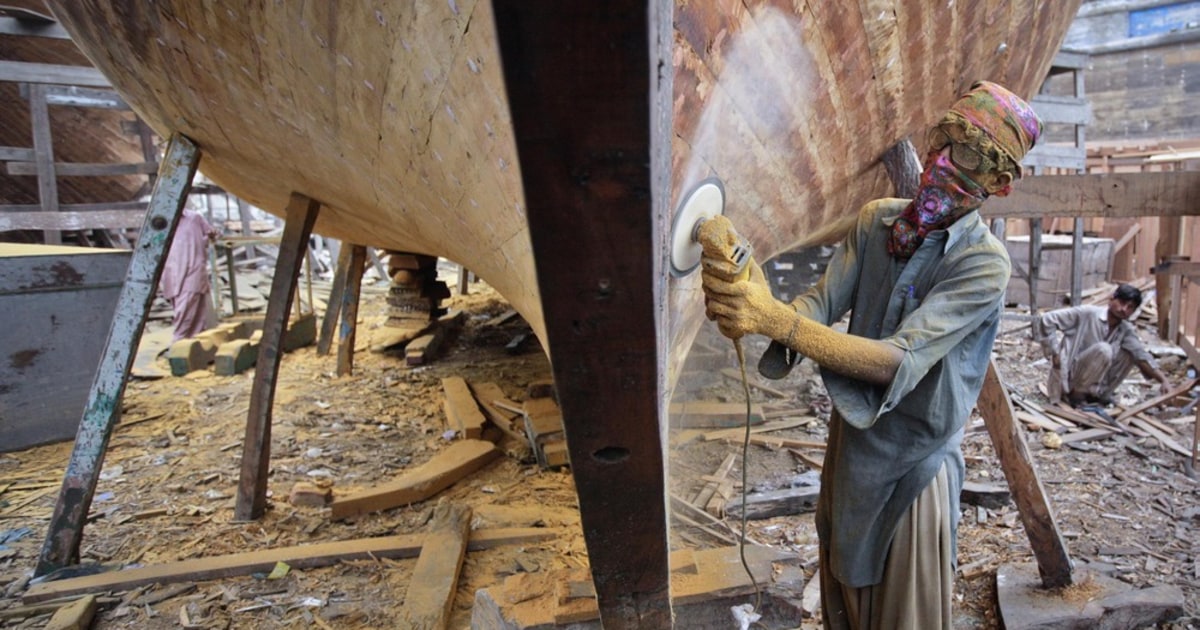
[670,178,799,378]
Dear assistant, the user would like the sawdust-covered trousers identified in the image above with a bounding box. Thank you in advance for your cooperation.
[819,463,953,630]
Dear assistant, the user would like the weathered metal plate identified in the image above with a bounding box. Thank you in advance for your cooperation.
[0,244,130,451]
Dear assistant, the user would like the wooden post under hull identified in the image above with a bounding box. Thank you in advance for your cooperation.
[234,193,320,521]
[36,134,200,575]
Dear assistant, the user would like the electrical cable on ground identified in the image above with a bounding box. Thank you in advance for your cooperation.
[733,338,763,615]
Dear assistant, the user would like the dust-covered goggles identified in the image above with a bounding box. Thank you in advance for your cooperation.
[926,125,998,173]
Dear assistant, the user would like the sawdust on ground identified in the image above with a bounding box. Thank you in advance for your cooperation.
[0,278,1198,629]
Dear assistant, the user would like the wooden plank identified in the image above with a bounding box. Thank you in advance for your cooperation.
[0,60,111,87]
[737,434,826,450]
[330,439,499,520]
[42,86,129,110]
[1115,378,1198,422]
[669,400,765,428]
[492,1,673,625]
[24,528,558,604]
[442,376,488,439]
[725,485,820,520]
[6,161,156,176]
[0,146,34,161]
[977,360,1073,588]
[35,135,199,576]
[0,201,147,213]
[700,417,811,442]
[0,210,146,232]
[399,504,471,629]
[1128,417,1192,457]
[984,172,1200,219]
[234,193,320,521]
[335,244,366,376]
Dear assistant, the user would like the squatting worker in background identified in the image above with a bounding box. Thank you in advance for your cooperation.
[161,205,220,342]
[1036,283,1172,407]
[699,81,1041,629]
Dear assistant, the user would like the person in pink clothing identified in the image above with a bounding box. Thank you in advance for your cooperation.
[160,208,219,342]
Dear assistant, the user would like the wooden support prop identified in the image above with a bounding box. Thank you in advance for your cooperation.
[234,193,320,521]
[317,244,353,355]
[493,0,674,624]
[977,360,1072,588]
[399,504,472,629]
[35,135,200,576]
[330,439,500,520]
[336,244,367,376]
[24,528,558,604]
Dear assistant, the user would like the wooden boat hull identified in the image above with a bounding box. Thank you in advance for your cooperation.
[47,1,1081,381]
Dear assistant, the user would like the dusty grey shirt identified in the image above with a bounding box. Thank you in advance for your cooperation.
[792,198,1010,587]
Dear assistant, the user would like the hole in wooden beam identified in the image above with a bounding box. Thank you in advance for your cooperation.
[591,446,630,463]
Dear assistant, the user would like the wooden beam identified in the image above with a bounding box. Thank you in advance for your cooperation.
[0,146,34,161]
[399,504,472,629]
[234,193,320,521]
[24,528,559,604]
[0,201,147,213]
[35,134,199,576]
[984,172,1200,219]
[6,161,157,176]
[1154,259,1200,281]
[335,244,366,376]
[0,60,110,87]
[977,360,1073,588]
[492,2,673,625]
[0,210,146,232]
[41,85,129,110]
[29,83,59,243]
[330,439,500,520]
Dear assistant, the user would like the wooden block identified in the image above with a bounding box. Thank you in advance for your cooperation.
[670,400,766,428]
[289,482,332,507]
[399,504,472,629]
[960,481,1011,510]
[44,595,95,630]
[442,376,488,439]
[553,568,599,625]
[330,439,500,520]
[406,330,444,366]
[213,338,259,376]
[167,338,218,376]
[282,312,317,351]
[522,397,563,438]
[23,528,559,604]
[542,441,569,468]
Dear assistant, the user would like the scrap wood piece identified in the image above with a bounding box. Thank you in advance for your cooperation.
[1014,410,1069,433]
[669,400,765,429]
[1128,417,1192,457]
[719,368,790,398]
[44,594,95,630]
[399,503,471,629]
[1011,396,1076,431]
[701,417,811,442]
[467,382,522,441]
[23,527,558,604]
[960,481,1011,510]
[1116,378,1199,422]
[691,453,736,509]
[672,545,798,606]
[330,440,500,520]
[733,434,826,450]
[790,448,824,471]
[441,377,488,440]
[1059,427,1116,445]
[725,484,820,520]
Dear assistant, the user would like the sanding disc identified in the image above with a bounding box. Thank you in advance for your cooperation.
[670,178,725,277]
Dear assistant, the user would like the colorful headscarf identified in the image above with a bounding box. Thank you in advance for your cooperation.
[944,80,1043,173]
[888,81,1042,259]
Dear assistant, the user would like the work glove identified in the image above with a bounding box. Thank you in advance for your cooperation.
[701,255,792,341]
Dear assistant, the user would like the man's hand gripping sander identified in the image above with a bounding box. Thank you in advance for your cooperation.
[670,178,800,379]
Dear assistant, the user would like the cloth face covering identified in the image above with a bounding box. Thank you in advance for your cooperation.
[888,152,990,259]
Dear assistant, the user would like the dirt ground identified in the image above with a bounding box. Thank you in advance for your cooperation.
[1,275,1199,629]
